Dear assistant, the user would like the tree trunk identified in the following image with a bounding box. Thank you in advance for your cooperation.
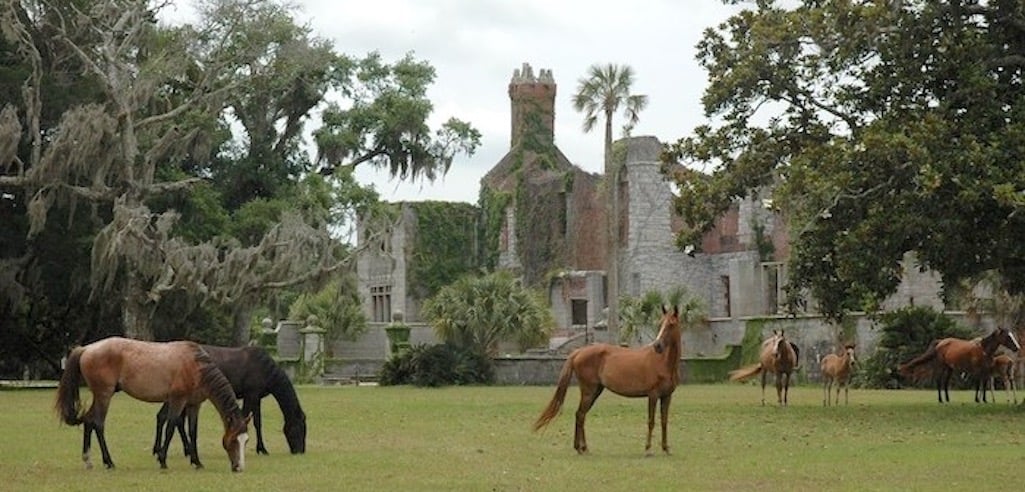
[122,274,155,340]
[603,113,619,342]
[233,304,254,346]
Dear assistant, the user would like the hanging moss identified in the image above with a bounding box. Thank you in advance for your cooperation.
[407,201,480,299]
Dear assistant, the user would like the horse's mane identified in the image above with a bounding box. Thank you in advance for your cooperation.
[194,346,242,420]
[249,347,305,420]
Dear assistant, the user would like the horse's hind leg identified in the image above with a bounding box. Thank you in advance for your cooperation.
[822,379,830,407]
[574,384,603,454]
[82,421,94,469]
[86,394,116,469]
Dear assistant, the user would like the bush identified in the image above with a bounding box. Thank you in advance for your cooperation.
[379,343,495,387]
[854,306,976,389]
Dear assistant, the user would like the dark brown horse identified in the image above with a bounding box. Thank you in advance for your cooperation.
[55,337,251,471]
[899,327,1021,403]
[729,330,800,406]
[153,344,306,457]
[533,306,682,455]
[820,343,856,406]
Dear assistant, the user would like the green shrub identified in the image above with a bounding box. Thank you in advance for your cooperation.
[379,343,495,387]
[854,306,976,389]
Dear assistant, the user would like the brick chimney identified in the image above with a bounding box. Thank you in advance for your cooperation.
[508,62,555,148]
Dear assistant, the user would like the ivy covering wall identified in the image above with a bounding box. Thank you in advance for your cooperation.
[407,201,480,300]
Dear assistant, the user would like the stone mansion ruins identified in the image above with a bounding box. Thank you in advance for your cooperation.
[352,63,961,375]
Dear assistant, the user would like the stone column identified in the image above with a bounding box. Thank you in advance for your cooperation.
[298,315,327,383]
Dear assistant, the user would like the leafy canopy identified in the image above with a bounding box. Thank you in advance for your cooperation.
[667,0,1025,320]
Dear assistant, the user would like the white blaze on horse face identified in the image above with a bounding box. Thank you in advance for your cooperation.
[1010,331,1021,352]
[236,432,249,471]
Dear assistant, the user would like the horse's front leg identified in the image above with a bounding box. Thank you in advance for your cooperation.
[185,405,203,469]
[158,401,186,469]
[775,373,785,406]
[645,395,656,456]
[244,397,267,455]
[659,393,672,455]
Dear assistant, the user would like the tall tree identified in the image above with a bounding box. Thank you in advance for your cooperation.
[0,0,479,352]
[667,0,1025,320]
[572,63,648,340]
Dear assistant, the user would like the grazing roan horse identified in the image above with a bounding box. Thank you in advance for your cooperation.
[977,353,1018,404]
[820,344,857,406]
[153,345,307,457]
[729,330,800,406]
[533,306,682,455]
[898,327,1021,403]
[55,337,251,472]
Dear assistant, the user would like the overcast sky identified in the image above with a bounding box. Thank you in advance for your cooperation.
[165,0,747,204]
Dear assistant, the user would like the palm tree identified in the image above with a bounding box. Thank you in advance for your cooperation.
[572,63,648,341]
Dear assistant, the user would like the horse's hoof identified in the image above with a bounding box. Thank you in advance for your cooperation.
[104,463,115,470]
[257,448,269,455]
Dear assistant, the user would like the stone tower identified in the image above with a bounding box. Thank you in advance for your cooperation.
[508,62,555,148]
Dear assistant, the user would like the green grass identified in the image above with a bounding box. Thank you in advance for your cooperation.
[3,384,1024,491]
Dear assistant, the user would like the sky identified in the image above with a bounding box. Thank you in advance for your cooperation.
[164,0,748,204]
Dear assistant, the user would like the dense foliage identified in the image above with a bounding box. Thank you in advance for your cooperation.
[422,271,553,355]
[667,0,1025,320]
[408,201,481,300]
[854,306,976,389]
[0,0,477,375]
[618,287,706,345]
[378,343,494,387]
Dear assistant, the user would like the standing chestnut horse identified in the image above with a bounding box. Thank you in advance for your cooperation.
[533,306,681,455]
[55,337,251,472]
[729,330,800,406]
[820,344,856,406]
[898,327,1020,403]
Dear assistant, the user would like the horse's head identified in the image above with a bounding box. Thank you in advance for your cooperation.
[284,410,307,454]
[653,305,681,354]
[844,343,857,366]
[223,412,252,472]
[996,327,1021,353]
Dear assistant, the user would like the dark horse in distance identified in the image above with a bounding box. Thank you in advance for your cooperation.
[898,327,1020,403]
[534,306,682,455]
[153,345,306,456]
[55,337,251,472]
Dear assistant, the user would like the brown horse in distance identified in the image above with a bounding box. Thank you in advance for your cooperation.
[533,306,682,455]
[820,344,857,406]
[55,337,251,472]
[898,327,1021,403]
[729,330,800,406]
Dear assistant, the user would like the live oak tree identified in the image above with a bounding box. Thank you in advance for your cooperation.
[0,0,479,361]
[666,0,1025,321]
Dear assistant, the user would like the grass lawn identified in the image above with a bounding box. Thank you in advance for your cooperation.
[2,383,1024,491]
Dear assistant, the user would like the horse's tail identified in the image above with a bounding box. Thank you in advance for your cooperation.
[898,340,939,378]
[55,347,86,426]
[533,352,576,432]
[729,363,763,382]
